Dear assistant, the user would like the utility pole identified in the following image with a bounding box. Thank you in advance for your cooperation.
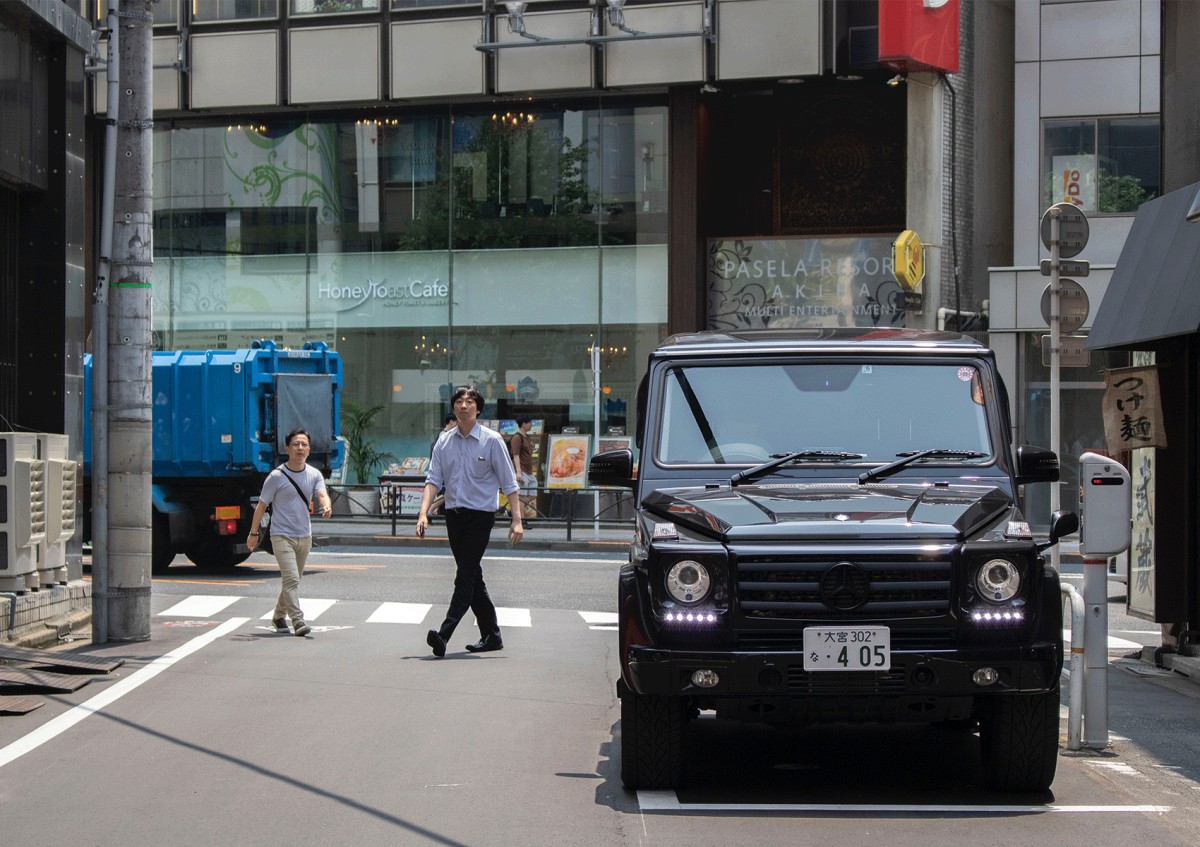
[103,0,154,640]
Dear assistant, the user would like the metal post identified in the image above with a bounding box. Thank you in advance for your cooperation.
[1082,556,1110,747]
[592,345,601,534]
[1049,208,1061,573]
[1060,583,1085,751]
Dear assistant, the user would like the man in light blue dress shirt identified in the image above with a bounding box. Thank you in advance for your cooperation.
[417,385,524,657]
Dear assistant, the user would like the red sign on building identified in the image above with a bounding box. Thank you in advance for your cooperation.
[878,0,960,74]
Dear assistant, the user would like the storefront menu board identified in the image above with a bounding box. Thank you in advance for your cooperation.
[546,434,590,488]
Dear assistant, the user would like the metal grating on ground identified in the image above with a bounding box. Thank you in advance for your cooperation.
[0,644,124,674]
[0,695,45,715]
[0,667,95,693]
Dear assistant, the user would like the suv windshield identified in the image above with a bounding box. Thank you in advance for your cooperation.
[657,361,993,465]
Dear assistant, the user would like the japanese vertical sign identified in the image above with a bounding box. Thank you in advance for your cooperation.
[1102,365,1167,454]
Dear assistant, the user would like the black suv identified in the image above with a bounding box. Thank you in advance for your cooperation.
[588,329,1077,793]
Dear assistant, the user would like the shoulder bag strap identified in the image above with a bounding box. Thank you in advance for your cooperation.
[278,465,312,509]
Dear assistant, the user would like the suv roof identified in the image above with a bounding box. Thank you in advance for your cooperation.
[655,329,987,357]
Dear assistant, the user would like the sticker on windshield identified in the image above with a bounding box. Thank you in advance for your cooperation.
[957,366,976,382]
[861,365,872,374]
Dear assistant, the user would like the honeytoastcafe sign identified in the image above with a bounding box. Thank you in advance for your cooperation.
[707,237,907,330]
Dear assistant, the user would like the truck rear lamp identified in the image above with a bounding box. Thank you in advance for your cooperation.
[213,506,240,521]
[665,560,711,605]
[216,519,238,536]
[975,558,1020,603]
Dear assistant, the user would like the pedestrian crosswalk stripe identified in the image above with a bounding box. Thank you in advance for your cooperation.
[579,611,618,630]
[366,602,433,624]
[484,607,532,628]
[158,595,242,617]
[258,598,338,621]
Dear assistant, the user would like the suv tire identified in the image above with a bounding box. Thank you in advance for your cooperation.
[620,688,688,790]
[979,689,1061,792]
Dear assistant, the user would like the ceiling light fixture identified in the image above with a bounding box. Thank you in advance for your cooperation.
[504,2,548,41]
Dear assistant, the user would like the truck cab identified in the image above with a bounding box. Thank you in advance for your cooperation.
[588,329,1077,793]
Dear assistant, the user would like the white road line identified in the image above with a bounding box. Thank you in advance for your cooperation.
[1063,629,1142,650]
[158,595,242,617]
[0,617,250,770]
[636,791,1170,814]
[465,607,532,628]
[366,602,434,624]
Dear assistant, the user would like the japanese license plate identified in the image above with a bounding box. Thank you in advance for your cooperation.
[802,626,891,671]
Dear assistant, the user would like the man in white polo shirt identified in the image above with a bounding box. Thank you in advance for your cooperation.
[417,385,524,657]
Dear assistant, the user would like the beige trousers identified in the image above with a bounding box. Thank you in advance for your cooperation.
[271,535,313,623]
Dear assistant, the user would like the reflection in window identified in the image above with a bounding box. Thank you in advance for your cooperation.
[292,0,379,14]
[1043,117,1159,214]
[193,0,280,22]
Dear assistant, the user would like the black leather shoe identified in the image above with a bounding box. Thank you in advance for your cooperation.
[465,636,503,653]
[426,629,447,658]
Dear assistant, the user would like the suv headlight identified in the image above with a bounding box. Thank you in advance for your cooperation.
[665,560,711,605]
[975,558,1020,603]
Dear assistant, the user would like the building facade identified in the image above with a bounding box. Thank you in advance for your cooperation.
[988,0,1160,521]
[88,0,993,470]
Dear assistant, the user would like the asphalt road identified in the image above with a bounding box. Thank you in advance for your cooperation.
[1,548,1197,846]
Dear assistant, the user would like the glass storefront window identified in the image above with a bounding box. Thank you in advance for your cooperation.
[192,1,280,23]
[1043,116,1160,214]
[151,103,668,470]
[1020,333,1128,530]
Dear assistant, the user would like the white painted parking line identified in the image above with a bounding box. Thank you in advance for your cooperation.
[366,602,434,624]
[0,617,250,770]
[636,791,1171,814]
[158,595,242,617]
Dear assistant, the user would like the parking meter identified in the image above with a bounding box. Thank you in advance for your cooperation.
[1078,451,1131,558]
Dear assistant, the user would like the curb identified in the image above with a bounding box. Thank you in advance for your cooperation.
[315,533,630,553]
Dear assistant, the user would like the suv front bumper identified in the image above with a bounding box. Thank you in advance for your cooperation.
[626,642,1061,702]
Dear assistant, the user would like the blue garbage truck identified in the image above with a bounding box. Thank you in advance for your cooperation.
[84,340,344,573]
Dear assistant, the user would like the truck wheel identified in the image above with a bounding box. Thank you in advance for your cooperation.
[979,689,1060,792]
[185,538,251,571]
[152,514,175,575]
[620,688,688,790]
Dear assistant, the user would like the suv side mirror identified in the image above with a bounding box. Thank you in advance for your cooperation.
[588,448,635,490]
[1038,509,1079,553]
[1016,445,1060,485]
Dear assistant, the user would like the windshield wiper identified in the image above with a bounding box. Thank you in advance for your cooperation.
[731,450,865,488]
[857,448,988,485]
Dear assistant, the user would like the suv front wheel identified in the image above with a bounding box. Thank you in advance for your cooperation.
[979,689,1061,792]
[619,682,689,790]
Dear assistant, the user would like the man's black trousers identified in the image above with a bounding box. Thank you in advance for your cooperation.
[437,508,500,641]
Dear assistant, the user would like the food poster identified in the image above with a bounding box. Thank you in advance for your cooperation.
[546,434,590,489]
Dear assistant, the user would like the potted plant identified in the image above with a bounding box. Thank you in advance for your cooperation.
[339,398,396,515]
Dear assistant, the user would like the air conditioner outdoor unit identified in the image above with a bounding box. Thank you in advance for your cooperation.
[39,433,75,587]
[0,433,46,593]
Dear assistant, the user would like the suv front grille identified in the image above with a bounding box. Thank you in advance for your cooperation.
[736,555,952,620]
